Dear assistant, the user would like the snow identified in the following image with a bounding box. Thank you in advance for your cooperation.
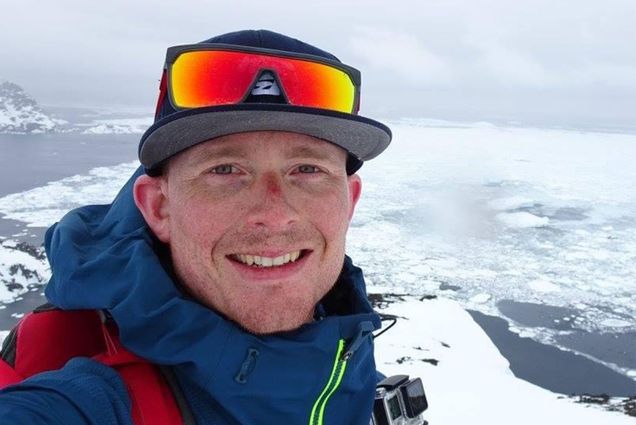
[495,211,550,228]
[0,161,139,227]
[487,195,535,211]
[377,297,635,424]
[0,97,61,133]
[601,319,633,328]
[79,117,152,134]
[469,293,491,304]
[0,239,49,302]
[527,278,561,293]
[0,81,63,133]
[348,120,636,368]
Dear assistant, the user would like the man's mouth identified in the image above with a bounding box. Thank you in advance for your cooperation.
[228,250,307,268]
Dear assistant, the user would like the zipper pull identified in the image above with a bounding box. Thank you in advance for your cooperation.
[341,321,374,361]
[235,348,260,384]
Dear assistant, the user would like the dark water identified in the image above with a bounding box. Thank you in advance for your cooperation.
[469,310,636,397]
[0,133,138,196]
[557,331,636,372]
[0,132,138,241]
[498,300,636,372]
[497,299,580,331]
[0,218,47,244]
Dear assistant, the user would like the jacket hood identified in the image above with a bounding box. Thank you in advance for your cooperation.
[43,166,381,424]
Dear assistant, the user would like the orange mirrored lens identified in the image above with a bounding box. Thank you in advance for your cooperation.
[170,50,356,112]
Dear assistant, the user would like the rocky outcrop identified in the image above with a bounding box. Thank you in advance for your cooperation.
[0,81,64,133]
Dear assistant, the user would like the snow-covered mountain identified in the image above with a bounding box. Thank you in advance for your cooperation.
[0,82,151,135]
[0,81,64,134]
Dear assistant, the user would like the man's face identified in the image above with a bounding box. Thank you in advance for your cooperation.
[137,131,361,334]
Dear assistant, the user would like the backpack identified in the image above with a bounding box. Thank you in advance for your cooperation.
[0,305,195,425]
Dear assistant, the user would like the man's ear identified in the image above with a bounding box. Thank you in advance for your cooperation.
[346,174,362,221]
[133,174,171,243]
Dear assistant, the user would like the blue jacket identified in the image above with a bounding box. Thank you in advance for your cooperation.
[0,167,381,425]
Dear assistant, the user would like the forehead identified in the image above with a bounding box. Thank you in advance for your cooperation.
[171,131,348,169]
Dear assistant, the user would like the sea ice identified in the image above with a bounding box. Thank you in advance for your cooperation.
[495,211,550,228]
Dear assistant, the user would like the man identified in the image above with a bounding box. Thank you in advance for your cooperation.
[0,29,392,424]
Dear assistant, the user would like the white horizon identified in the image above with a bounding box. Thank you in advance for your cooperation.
[1,0,635,130]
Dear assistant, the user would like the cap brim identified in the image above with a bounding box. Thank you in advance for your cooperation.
[138,104,391,171]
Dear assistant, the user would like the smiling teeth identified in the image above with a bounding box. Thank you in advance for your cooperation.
[236,251,301,267]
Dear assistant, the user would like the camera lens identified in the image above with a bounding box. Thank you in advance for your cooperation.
[401,378,428,418]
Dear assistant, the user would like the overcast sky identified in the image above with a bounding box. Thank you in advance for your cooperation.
[2,0,635,130]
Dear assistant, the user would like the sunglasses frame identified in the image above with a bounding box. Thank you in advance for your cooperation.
[164,43,362,113]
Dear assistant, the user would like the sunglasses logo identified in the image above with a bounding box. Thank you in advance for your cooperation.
[250,71,281,96]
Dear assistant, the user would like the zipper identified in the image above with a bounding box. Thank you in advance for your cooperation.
[309,339,348,425]
[308,321,375,425]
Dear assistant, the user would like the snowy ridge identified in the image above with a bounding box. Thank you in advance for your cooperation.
[375,295,635,423]
[0,81,64,133]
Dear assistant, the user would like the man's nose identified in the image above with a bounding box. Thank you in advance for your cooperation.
[245,172,299,230]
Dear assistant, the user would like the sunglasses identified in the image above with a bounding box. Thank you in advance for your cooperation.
[163,44,362,114]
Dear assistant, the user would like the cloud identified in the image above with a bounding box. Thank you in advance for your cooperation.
[2,0,635,127]
[349,26,451,85]
[466,40,556,87]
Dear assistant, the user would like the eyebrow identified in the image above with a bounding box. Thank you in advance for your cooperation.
[284,145,341,162]
[187,145,250,168]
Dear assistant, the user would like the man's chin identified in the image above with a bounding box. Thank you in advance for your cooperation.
[234,314,313,336]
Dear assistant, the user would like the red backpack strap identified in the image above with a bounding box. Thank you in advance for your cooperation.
[94,320,191,425]
[1,307,105,379]
[1,325,22,388]
[0,359,22,388]
[0,307,193,425]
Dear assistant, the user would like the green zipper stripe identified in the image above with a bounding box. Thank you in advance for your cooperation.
[317,356,348,425]
[309,339,348,425]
